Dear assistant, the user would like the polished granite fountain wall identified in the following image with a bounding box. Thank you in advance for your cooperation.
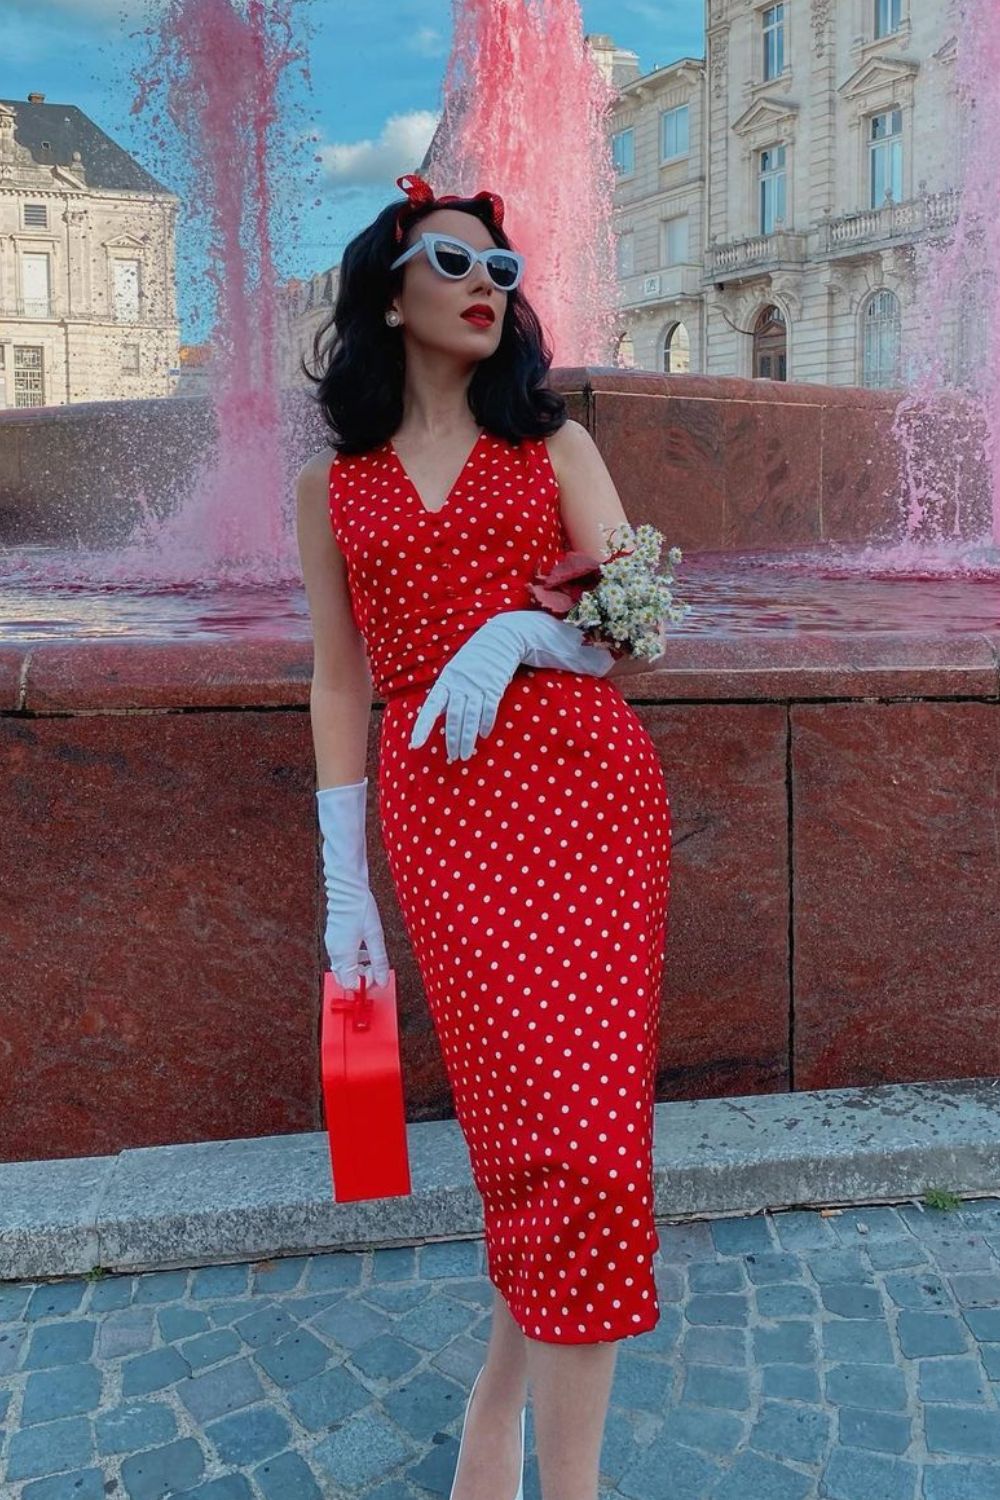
[2,370,998,1162]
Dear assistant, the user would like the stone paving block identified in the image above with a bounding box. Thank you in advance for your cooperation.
[680,1363,751,1410]
[252,1327,333,1388]
[393,1291,484,1349]
[176,1356,266,1424]
[22,1318,97,1369]
[885,1271,952,1309]
[88,1275,135,1312]
[657,1404,745,1456]
[132,1269,189,1305]
[618,1436,722,1500]
[712,1447,812,1500]
[157,1305,210,1342]
[610,1350,674,1414]
[250,1255,310,1293]
[820,1282,884,1318]
[838,1407,911,1454]
[922,1461,1000,1499]
[924,1404,1000,1457]
[284,1363,373,1432]
[761,1364,822,1402]
[917,1357,990,1403]
[949,1272,1000,1306]
[866,1240,929,1270]
[189,1264,252,1299]
[689,1260,745,1294]
[685,1293,749,1327]
[95,1399,177,1455]
[963,1306,1000,1340]
[230,1300,299,1349]
[254,1449,325,1500]
[418,1239,482,1278]
[756,1282,819,1318]
[820,1445,918,1500]
[896,1311,969,1357]
[370,1245,419,1282]
[930,1235,997,1273]
[681,1325,747,1366]
[204,1403,292,1465]
[361,1282,434,1316]
[348,1331,424,1381]
[745,1251,802,1284]
[20,1469,107,1500]
[709,1215,776,1257]
[20,1362,103,1424]
[179,1328,243,1370]
[825,1362,908,1411]
[25,1279,88,1320]
[383,1366,479,1437]
[807,1248,873,1283]
[753,1320,816,1364]
[981,1343,1000,1378]
[304,1251,365,1290]
[96,1306,156,1360]
[656,1220,716,1262]
[175,1477,253,1499]
[311,1294,393,1350]
[751,1399,832,1464]
[121,1345,191,1397]
[772,1211,838,1252]
[830,1207,907,1241]
[0,1283,32,1321]
[310,1405,416,1489]
[119,1436,205,1499]
[5,1414,94,1481]
[821,1317,894,1364]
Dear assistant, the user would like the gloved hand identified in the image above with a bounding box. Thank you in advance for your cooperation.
[316,776,390,991]
[409,609,614,762]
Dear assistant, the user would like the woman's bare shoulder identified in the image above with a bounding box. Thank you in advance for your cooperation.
[542,419,595,481]
[295,444,341,500]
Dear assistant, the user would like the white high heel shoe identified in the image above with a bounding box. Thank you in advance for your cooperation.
[449,1363,526,1500]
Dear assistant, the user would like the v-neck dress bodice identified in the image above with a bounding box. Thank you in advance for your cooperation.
[327,426,672,1345]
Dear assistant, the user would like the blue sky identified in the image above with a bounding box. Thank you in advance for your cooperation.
[5,0,704,336]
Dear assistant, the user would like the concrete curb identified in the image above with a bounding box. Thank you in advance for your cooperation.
[3,1077,999,1282]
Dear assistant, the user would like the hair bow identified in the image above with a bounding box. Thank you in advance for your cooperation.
[393,172,505,244]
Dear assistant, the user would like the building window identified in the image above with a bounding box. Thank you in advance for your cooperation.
[874,0,902,39]
[612,128,635,177]
[661,105,690,161]
[759,145,787,234]
[663,322,691,374]
[862,289,901,387]
[24,203,48,228]
[615,331,635,369]
[13,346,44,407]
[762,4,786,81]
[753,305,787,380]
[616,229,635,278]
[661,216,689,266]
[112,258,141,322]
[21,253,51,317]
[869,108,903,206]
[121,343,140,373]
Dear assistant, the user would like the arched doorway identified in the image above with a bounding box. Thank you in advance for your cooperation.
[861,289,901,388]
[753,304,787,380]
[662,322,691,374]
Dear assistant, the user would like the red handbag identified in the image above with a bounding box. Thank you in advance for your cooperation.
[320,967,412,1202]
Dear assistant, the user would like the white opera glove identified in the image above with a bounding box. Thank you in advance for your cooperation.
[409,609,614,763]
[316,777,391,991]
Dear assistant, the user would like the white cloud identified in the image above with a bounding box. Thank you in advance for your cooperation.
[316,109,439,188]
[408,26,447,58]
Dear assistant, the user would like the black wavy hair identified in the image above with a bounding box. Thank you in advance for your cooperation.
[300,191,567,454]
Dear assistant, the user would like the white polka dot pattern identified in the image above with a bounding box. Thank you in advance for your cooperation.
[328,432,672,1344]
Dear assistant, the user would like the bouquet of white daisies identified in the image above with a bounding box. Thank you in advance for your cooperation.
[526,521,691,662]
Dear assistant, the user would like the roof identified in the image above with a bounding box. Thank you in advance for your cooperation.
[0,97,176,196]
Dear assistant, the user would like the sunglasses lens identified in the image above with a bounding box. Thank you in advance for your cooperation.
[433,239,474,276]
[486,253,519,289]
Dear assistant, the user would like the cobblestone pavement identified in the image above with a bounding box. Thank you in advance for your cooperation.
[2,1198,1000,1498]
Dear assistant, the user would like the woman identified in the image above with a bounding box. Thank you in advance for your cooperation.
[295,172,671,1500]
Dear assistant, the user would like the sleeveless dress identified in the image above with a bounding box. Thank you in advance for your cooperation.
[328,427,672,1344]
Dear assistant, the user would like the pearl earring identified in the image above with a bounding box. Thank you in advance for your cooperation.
[385,310,401,327]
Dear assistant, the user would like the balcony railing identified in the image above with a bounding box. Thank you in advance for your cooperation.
[707,230,807,282]
[817,189,960,255]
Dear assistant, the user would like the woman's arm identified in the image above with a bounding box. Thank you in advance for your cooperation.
[544,420,661,680]
[295,453,374,787]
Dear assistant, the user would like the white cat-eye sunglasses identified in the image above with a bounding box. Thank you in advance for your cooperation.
[390,232,525,291]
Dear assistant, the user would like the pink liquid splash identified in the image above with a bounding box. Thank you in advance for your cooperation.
[430,0,620,367]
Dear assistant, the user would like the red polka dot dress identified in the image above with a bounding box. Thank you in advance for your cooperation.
[328,427,671,1344]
